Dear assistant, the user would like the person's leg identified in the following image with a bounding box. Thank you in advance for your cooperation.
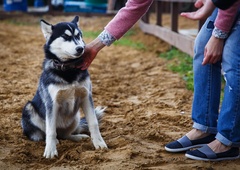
[185,13,240,162]
[165,9,220,152]
[216,15,240,148]
[191,9,221,136]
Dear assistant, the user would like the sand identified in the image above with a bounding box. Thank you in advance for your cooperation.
[0,14,240,170]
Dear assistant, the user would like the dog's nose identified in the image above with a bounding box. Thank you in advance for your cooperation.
[76,46,84,54]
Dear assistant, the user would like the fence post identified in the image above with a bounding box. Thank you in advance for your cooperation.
[170,1,178,33]
[156,1,163,26]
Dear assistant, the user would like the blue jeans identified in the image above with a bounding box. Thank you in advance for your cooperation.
[192,9,240,147]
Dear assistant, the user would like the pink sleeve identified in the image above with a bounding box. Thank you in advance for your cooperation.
[215,0,240,32]
[105,0,153,39]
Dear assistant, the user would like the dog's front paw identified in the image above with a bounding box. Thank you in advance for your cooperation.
[92,137,108,149]
[43,142,58,158]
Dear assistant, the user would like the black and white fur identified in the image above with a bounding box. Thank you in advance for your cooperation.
[21,16,107,159]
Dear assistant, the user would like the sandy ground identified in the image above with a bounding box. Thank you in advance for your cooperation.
[0,14,240,170]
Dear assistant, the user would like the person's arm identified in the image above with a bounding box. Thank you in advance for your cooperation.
[181,0,215,20]
[104,0,153,41]
[181,0,240,38]
[213,1,240,38]
[79,0,153,70]
[180,0,240,65]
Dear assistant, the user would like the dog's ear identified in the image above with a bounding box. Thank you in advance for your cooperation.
[71,16,79,26]
[40,19,53,41]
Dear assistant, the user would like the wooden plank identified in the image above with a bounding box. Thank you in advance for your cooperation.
[171,2,178,32]
[142,10,150,23]
[139,20,195,56]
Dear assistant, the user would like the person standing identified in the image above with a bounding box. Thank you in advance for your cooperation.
[165,0,240,161]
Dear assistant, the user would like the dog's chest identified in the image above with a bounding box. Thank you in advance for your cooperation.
[48,83,88,114]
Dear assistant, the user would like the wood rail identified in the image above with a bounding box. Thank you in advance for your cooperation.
[140,0,204,57]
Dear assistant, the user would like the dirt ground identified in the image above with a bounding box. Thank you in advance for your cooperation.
[0,14,240,170]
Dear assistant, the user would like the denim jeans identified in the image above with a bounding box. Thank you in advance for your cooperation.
[192,9,240,147]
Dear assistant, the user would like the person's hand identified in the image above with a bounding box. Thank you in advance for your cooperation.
[78,45,98,70]
[77,38,105,70]
[181,0,215,20]
[202,36,224,65]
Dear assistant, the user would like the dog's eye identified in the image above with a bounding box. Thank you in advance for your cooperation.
[62,34,71,41]
[75,33,81,39]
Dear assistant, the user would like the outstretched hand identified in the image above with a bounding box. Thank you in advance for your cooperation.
[180,0,215,20]
[77,45,98,70]
[77,38,106,70]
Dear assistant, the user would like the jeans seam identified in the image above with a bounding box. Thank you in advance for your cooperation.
[205,65,212,126]
[230,63,240,140]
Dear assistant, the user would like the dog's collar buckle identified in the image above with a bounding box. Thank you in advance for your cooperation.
[52,59,80,71]
[60,64,66,71]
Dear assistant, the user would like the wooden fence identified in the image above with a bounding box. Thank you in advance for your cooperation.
[139,0,204,57]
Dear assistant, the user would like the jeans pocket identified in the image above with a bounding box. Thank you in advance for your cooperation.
[206,20,214,30]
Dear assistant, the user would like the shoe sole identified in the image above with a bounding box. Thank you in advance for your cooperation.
[165,144,205,152]
[185,153,240,161]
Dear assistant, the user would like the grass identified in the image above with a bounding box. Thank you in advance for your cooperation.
[159,47,227,104]
[83,31,101,38]
[113,30,146,50]
[159,48,194,91]
[83,29,146,50]
[4,18,40,26]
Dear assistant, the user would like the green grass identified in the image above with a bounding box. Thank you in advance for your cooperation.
[159,48,194,91]
[83,31,102,38]
[83,29,146,50]
[159,47,226,101]
[4,18,40,26]
[113,29,146,50]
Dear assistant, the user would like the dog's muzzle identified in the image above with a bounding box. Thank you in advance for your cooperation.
[75,46,84,57]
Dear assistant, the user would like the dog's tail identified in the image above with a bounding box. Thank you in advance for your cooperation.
[78,106,107,134]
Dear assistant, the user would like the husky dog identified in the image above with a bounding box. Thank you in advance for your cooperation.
[21,16,107,159]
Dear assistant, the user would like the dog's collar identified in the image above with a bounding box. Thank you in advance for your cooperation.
[52,58,82,71]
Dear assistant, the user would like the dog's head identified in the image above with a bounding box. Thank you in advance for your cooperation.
[40,16,85,62]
